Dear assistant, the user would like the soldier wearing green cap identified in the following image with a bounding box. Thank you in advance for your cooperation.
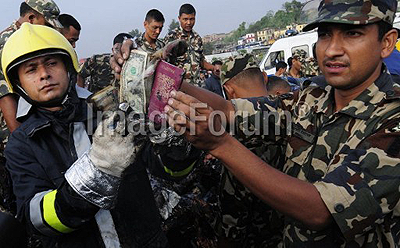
[166,0,400,246]
[215,54,286,247]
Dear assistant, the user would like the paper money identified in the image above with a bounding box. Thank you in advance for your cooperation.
[120,50,148,114]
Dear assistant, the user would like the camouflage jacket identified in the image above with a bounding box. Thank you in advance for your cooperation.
[135,33,165,55]
[0,21,18,98]
[301,57,320,77]
[79,53,114,94]
[0,21,18,155]
[231,68,400,247]
[164,27,205,87]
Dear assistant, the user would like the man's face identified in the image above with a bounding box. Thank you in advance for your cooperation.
[213,64,222,77]
[178,13,195,32]
[292,57,302,71]
[144,19,164,41]
[17,55,69,103]
[199,73,205,80]
[62,26,80,48]
[316,23,383,90]
[277,67,287,76]
[31,14,47,26]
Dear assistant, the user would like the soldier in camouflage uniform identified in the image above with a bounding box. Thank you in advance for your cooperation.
[217,54,285,247]
[79,53,114,94]
[301,57,320,77]
[166,0,400,247]
[164,4,214,87]
[0,0,62,212]
[288,49,306,78]
[110,9,167,79]
[135,9,166,54]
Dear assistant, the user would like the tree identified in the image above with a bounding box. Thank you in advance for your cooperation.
[203,42,215,55]
[128,28,142,38]
[168,19,180,33]
[283,0,304,23]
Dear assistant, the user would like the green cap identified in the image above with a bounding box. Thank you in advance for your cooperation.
[220,54,258,85]
[303,0,397,32]
[25,0,63,28]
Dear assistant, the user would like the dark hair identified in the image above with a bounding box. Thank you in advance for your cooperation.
[113,33,133,45]
[59,14,81,31]
[266,76,290,92]
[376,20,393,41]
[312,43,317,60]
[287,57,293,68]
[233,68,264,87]
[275,61,287,71]
[212,60,223,66]
[145,9,165,23]
[179,4,196,16]
[20,2,36,16]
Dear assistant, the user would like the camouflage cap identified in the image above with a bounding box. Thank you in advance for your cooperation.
[303,0,397,32]
[220,54,258,85]
[292,49,307,63]
[25,0,63,28]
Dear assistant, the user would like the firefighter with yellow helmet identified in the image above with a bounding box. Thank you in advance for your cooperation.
[2,23,168,247]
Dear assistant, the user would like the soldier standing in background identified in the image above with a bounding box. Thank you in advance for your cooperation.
[58,13,81,49]
[215,55,285,248]
[110,10,167,79]
[78,33,132,93]
[164,3,214,87]
[135,9,166,54]
[79,53,114,93]
[205,60,224,97]
[166,0,400,246]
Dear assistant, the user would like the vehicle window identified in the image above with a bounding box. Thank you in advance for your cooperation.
[291,45,309,57]
[263,50,284,70]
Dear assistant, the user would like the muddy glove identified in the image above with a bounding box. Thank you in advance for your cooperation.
[150,40,188,64]
[89,112,143,177]
[87,85,119,112]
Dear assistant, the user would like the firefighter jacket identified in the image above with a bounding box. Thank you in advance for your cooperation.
[5,87,168,248]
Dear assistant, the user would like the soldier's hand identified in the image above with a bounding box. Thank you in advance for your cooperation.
[110,39,135,80]
[165,90,228,152]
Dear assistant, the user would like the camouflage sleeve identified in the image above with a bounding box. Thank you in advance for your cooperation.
[0,76,13,98]
[231,94,296,142]
[163,31,176,44]
[196,36,205,63]
[314,118,400,241]
[0,27,16,97]
[79,56,94,79]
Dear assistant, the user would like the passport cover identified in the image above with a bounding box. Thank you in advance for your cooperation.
[148,60,185,123]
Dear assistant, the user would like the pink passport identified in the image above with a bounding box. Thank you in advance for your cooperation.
[148,60,185,123]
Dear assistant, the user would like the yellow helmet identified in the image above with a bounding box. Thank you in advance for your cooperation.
[1,22,79,91]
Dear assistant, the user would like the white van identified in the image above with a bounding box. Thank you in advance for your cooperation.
[259,31,318,75]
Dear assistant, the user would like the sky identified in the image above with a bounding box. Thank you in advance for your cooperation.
[1,0,300,59]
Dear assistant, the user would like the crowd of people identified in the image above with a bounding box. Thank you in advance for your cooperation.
[1,0,400,248]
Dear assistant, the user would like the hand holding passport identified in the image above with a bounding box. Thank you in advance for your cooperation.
[148,60,185,123]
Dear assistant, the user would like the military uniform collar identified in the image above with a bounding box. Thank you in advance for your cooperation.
[12,20,21,30]
[178,26,196,38]
[316,65,400,120]
[137,33,164,51]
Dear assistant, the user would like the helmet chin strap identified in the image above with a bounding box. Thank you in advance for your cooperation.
[16,71,76,109]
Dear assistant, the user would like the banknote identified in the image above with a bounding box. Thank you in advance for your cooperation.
[120,50,148,114]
